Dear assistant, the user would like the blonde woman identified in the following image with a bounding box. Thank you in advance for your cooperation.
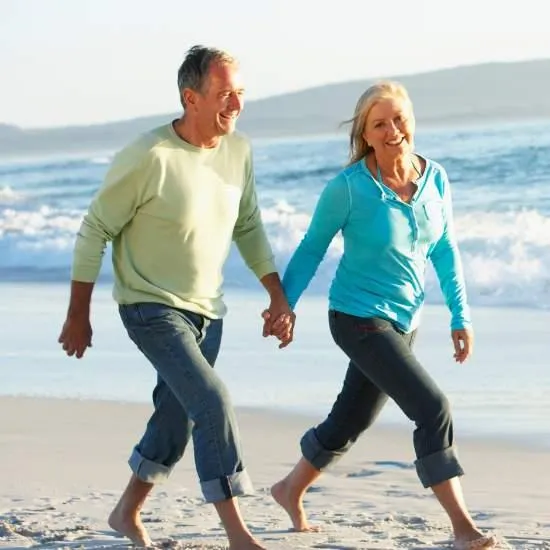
[268,82,495,550]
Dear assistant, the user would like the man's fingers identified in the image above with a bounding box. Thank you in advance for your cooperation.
[264,312,293,337]
[261,309,272,337]
[60,336,90,358]
[261,306,295,347]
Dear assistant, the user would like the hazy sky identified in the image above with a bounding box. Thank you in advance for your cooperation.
[2,0,549,128]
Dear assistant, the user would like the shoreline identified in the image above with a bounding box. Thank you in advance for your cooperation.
[2,394,549,455]
[4,394,550,459]
[0,281,548,457]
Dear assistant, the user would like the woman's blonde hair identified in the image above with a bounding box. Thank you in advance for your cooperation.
[345,80,414,165]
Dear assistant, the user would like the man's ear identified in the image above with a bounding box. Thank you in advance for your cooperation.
[182,88,196,108]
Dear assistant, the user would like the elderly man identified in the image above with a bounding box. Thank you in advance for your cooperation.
[58,45,293,550]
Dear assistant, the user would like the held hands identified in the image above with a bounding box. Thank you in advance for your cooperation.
[58,313,93,359]
[452,328,474,363]
[261,297,295,349]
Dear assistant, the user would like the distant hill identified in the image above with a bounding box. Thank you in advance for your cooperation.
[1,59,549,157]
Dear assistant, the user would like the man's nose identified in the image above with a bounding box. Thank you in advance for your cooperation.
[228,92,243,111]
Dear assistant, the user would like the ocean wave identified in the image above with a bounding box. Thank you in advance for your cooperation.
[0,156,109,177]
[0,186,20,204]
[90,156,112,165]
[1,203,549,310]
[265,164,342,185]
[2,121,550,310]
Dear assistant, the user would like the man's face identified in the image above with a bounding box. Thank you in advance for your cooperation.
[191,61,245,139]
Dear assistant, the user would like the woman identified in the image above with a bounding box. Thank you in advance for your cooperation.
[269,81,496,550]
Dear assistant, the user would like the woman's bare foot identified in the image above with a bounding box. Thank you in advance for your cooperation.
[228,534,266,549]
[108,504,152,547]
[271,479,320,532]
[453,529,497,549]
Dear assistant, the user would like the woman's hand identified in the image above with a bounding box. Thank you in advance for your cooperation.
[451,328,474,363]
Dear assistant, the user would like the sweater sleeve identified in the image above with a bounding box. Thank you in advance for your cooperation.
[283,173,350,309]
[429,168,472,330]
[232,148,277,279]
[71,143,152,282]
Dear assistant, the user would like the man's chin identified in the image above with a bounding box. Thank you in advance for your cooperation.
[217,118,237,135]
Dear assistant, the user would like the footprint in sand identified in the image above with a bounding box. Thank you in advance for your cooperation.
[471,511,497,521]
[346,469,381,478]
[373,460,414,470]
[346,460,415,479]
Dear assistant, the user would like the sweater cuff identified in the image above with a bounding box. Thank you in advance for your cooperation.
[250,259,278,281]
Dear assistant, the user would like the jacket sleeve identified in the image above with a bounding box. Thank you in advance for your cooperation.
[283,173,350,309]
[429,168,472,330]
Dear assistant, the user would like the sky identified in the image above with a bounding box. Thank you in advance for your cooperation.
[1,0,549,128]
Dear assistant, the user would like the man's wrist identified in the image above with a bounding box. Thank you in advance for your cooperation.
[260,272,287,301]
[67,306,90,319]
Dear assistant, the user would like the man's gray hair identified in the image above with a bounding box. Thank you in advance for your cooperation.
[177,45,237,99]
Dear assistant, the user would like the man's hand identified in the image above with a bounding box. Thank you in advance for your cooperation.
[452,328,474,363]
[58,312,93,359]
[258,272,295,348]
[261,299,295,349]
[58,281,94,359]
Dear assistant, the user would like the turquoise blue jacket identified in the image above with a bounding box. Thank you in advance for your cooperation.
[282,157,471,332]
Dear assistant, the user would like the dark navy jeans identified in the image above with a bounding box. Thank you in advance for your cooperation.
[301,310,464,488]
[119,302,253,502]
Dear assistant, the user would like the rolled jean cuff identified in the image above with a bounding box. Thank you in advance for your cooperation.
[129,447,173,484]
[200,469,254,503]
[300,427,348,471]
[415,445,464,488]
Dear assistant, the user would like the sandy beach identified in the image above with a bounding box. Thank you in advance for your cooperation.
[0,396,548,549]
[0,283,549,549]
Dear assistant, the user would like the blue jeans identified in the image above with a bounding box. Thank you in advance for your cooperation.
[301,311,464,488]
[119,302,253,503]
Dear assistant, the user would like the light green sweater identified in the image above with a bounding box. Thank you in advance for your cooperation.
[72,123,276,318]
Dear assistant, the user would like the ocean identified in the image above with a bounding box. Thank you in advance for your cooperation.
[1,120,549,309]
[0,119,549,447]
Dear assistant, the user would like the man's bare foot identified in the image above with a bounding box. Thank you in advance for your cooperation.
[108,504,152,547]
[271,479,320,532]
[453,529,497,549]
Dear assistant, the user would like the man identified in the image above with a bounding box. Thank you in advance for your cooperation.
[58,45,293,550]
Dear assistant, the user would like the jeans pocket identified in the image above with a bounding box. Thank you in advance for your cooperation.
[119,304,142,327]
[353,317,393,335]
[120,303,178,332]
[136,303,204,341]
[328,310,341,346]
[407,329,418,349]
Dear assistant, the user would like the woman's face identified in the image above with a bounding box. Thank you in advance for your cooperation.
[363,97,415,159]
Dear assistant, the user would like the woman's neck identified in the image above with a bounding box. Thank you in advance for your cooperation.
[375,153,416,182]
